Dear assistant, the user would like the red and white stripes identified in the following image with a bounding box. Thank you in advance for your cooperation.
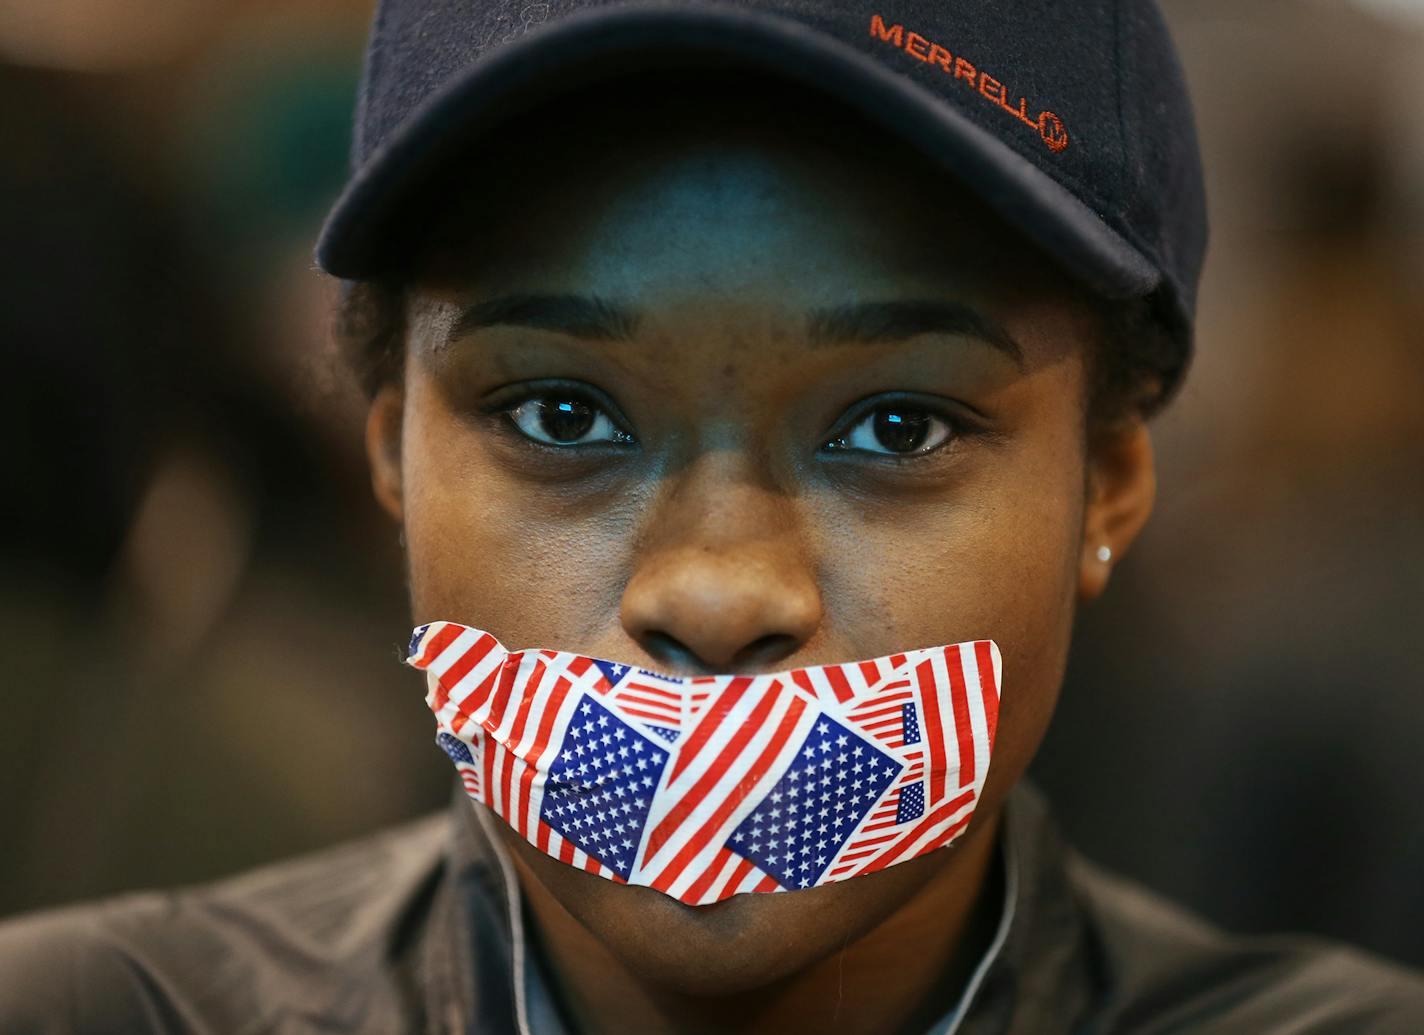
[407,622,1001,905]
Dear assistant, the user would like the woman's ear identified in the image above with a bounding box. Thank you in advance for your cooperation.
[1078,420,1156,602]
[366,383,405,523]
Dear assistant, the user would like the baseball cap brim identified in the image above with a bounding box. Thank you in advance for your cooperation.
[315,3,1162,302]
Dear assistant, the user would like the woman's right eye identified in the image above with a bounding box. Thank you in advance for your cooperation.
[502,394,634,447]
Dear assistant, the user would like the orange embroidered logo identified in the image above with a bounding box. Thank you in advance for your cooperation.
[869,13,1070,154]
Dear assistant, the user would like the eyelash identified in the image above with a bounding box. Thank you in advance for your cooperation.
[823,395,974,462]
[481,382,975,461]
[480,380,637,451]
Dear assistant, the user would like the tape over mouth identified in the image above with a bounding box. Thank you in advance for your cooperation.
[406,620,1002,905]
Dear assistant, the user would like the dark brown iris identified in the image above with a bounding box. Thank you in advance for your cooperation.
[539,399,595,442]
[873,408,931,452]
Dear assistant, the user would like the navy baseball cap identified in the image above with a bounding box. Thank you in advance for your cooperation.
[316,0,1207,380]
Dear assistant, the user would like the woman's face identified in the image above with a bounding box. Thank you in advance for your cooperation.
[367,82,1154,994]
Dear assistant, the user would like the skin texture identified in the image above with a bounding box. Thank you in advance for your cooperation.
[363,74,1156,1034]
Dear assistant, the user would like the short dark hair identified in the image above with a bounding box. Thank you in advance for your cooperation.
[332,276,1186,434]
[334,277,406,401]
[1085,291,1188,431]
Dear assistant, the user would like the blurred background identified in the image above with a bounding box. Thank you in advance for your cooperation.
[1,0,1421,970]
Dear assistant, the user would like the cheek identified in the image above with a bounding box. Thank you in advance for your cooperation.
[817,407,1086,804]
[400,369,638,645]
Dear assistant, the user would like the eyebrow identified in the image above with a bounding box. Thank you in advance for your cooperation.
[451,293,641,342]
[805,299,1025,368]
[449,292,1025,368]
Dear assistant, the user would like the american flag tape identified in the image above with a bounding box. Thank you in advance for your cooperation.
[406,621,1001,906]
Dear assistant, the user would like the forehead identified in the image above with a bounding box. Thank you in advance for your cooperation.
[413,69,1073,298]
[399,69,1095,390]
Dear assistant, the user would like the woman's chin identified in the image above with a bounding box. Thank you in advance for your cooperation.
[502,820,959,996]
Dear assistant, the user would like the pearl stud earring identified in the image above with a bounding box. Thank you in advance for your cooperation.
[1096,545,1112,563]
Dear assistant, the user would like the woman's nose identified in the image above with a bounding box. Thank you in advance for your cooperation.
[618,459,822,675]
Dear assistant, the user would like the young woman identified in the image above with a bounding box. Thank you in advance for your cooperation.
[2,2,1421,1032]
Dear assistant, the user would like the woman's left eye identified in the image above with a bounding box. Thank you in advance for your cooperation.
[824,403,956,457]
[503,394,634,447]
